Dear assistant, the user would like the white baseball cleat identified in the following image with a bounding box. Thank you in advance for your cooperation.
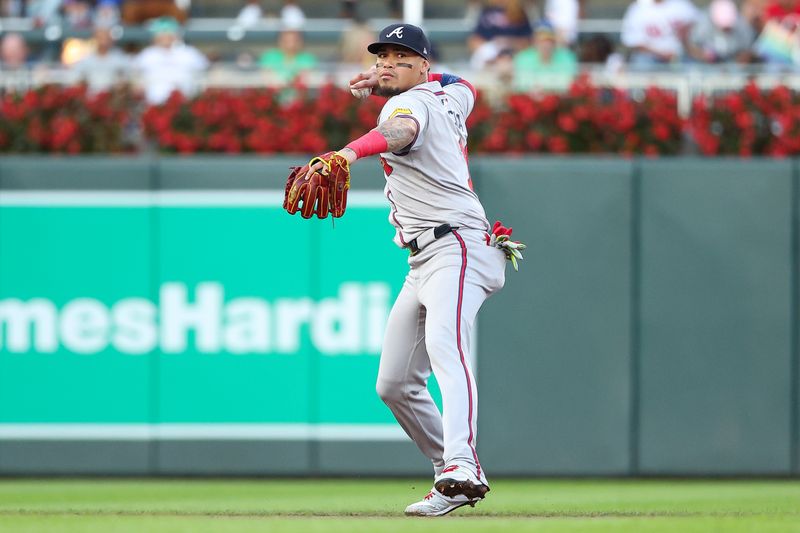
[404,487,479,517]
[434,464,490,501]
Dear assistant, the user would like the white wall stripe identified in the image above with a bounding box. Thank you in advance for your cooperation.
[0,423,408,441]
[0,190,388,208]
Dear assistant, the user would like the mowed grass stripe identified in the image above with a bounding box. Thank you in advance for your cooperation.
[2,479,798,511]
[0,509,796,518]
[0,479,798,532]
[1,516,799,533]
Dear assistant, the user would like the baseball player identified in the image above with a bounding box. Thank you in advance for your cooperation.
[300,23,523,516]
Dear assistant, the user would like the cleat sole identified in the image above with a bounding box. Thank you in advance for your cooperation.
[434,478,490,500]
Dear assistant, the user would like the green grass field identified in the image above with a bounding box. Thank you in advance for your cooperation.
[0,479,798,532]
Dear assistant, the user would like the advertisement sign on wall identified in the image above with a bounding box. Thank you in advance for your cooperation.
[0,191,436,439]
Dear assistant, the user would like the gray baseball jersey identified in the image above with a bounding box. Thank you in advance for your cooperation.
[377,80,490,248]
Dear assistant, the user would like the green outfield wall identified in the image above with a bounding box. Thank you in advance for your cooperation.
[0,156,797,477]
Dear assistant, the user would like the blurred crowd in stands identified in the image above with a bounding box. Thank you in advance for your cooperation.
[1,0,800,102]
[0,0,190,27]
[470,0,800,91]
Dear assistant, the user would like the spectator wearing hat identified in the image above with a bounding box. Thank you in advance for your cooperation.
[259,28,317,84]
[133,17,209,104]
[513,21,578,91]
[688,0,755,64]
[621,0,699,68]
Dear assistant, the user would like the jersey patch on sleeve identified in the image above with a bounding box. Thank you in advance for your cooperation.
[388,107,413,119]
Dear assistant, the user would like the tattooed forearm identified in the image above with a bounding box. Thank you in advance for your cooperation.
[377,117,418,152]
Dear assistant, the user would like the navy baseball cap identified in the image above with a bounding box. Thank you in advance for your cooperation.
[368,23,431,60]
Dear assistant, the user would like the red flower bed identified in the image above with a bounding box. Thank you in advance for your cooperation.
[688,81,800,157]
[141,77,683,156]
[141,84,385,154]
[5,80,800,157]
[0,84,135,153]
[468,75,683,156]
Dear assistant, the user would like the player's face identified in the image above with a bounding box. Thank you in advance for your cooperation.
[375,45,429,95]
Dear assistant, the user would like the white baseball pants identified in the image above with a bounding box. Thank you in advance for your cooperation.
[376,228,506,484]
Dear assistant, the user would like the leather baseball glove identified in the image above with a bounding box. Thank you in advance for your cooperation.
[283,151,351,219]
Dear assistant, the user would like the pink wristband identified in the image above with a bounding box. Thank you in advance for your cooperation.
[345,130,389,159]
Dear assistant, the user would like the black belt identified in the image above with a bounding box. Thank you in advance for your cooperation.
[408,223,457,256]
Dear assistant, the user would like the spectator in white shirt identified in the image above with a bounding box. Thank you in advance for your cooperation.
[134,16,209,105]
[621,0,699,68]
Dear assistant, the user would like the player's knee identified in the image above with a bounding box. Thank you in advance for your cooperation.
[375,378,403,405]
